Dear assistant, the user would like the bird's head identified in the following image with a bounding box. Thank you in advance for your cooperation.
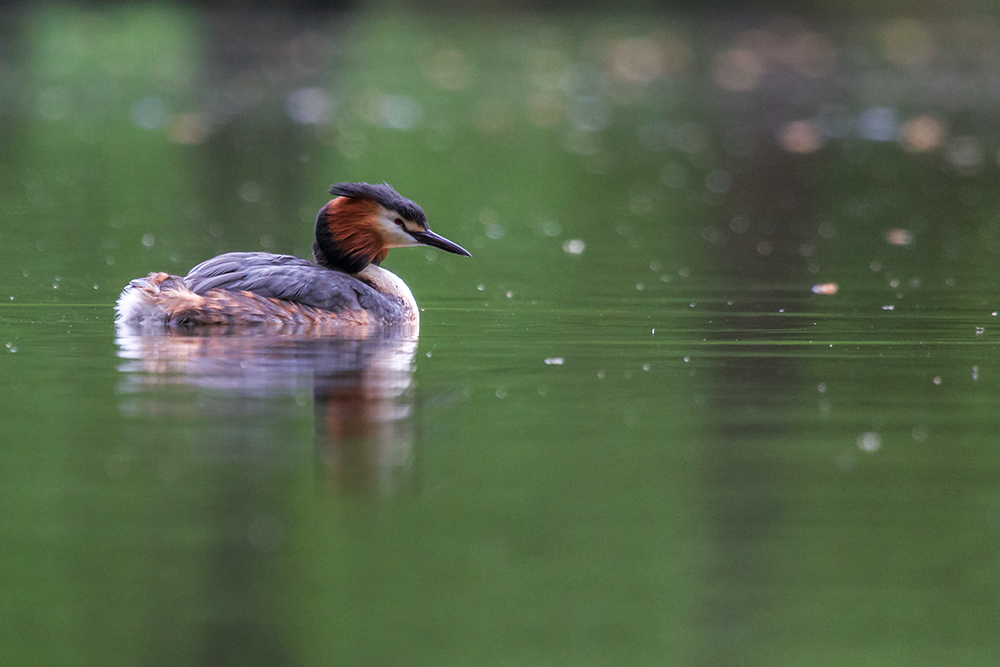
[313,182,471,274]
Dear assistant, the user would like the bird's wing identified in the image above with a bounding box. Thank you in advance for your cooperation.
[183,252,379,314]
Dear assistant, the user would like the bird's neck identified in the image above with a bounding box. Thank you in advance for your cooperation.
[356,264,419,324]
[313,198,388,273]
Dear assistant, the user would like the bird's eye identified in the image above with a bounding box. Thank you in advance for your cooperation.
[393,218,405,228]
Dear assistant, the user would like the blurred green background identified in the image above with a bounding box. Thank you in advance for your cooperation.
[2,3,1000,666]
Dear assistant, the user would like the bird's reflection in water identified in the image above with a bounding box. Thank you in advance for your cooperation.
[115,323,419,496]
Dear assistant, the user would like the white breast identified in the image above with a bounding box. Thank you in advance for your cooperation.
[358,265,419,325]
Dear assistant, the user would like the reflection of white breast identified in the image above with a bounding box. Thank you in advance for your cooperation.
[358,265,419,326]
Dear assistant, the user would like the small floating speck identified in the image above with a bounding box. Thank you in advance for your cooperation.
[597,370,606,379]
[506,291,513,298]
[972,365,979,380]
[976,327,985,335]
[544,357,564,365]
[882,305,894,310]
[812,282,839,295]
[636,283,644,291]
[476,284,485,291]
[562,239,586,255]
[142,233,155,248]
[885,228,914,246]
[683,356,690,363]
[495,387,507,399]
[425,351,432,358]
[933,376,942,385]
[857,431,881,452]
[817,383,827,393]
[642,364,650,371]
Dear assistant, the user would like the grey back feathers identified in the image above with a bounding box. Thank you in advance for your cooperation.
[329,182,427,226]
[184,252,410,324]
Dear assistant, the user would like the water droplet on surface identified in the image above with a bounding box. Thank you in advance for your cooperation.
[239,182,263,204]
[885,229,914,246]
[857,431,881,452]
[812,282,839,295]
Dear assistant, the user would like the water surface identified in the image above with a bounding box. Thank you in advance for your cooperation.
[2,6,1000,666]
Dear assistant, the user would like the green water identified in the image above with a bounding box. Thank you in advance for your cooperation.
[3,5,1000,666]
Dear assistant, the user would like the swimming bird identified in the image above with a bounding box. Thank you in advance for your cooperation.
[115,182,471,328]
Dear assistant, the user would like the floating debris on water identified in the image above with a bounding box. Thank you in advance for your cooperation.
[812,282,839,295]
[885,228,914,246]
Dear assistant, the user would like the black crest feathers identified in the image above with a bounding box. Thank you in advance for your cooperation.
[329,182,427,227]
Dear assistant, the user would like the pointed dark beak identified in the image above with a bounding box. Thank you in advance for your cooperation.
[411,228,472,257]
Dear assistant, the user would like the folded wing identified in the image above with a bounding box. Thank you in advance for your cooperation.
[184,252,376,314]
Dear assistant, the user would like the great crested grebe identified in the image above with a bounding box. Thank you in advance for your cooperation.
[115,182,471,327]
